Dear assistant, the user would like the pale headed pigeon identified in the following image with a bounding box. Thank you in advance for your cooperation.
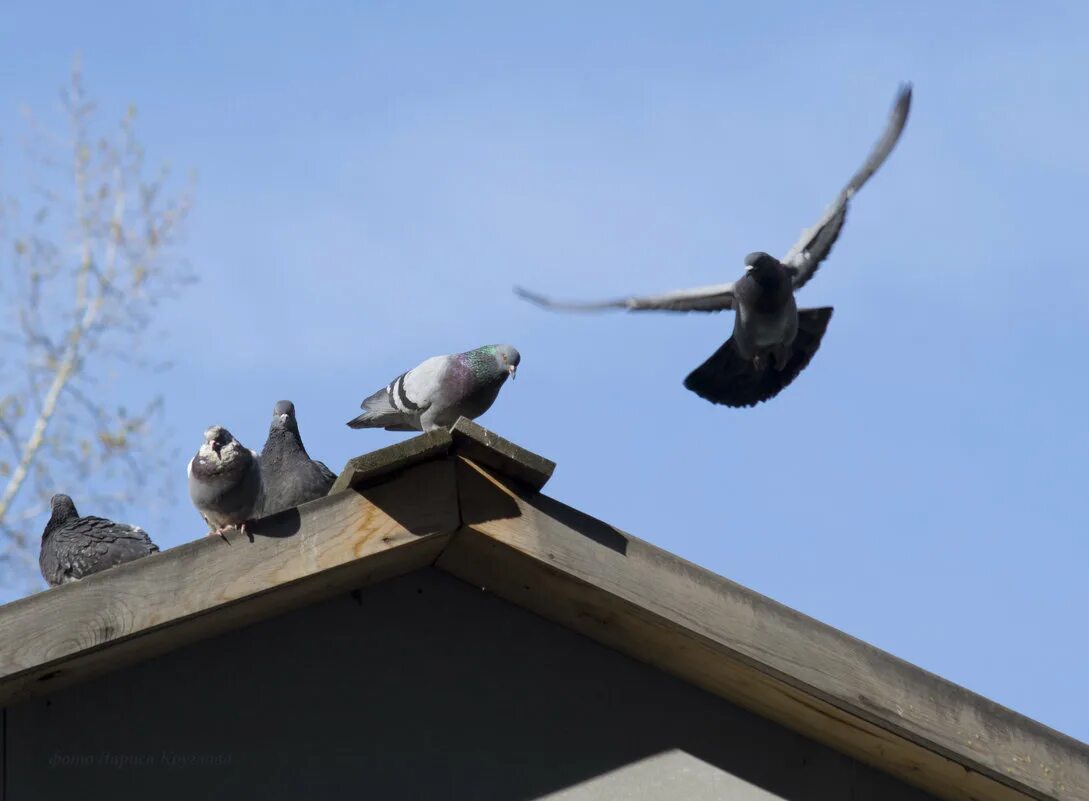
[187,425,262,539]
[347,344,520,432]
[39,494,158,586]
[258,400,336,517]
[516,84,912,408]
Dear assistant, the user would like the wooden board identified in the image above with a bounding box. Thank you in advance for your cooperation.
[330,429,453,494]
[0,458,459,707]
[450,417,555,490]
[329,420,554,496]
[436,458,1089,801]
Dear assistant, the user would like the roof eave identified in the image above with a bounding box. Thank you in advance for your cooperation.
[0,421,1083,801]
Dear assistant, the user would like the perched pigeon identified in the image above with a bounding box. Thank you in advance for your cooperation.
[187,425,262,539]
[347,344,520,432]
[39,494,158,587]
[516,84,912,408]
[258,400,336,517]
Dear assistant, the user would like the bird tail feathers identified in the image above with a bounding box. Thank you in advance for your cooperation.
[346,386,415,430]
[683,307,833,407]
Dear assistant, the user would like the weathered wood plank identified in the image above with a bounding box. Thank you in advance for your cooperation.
[0,458,459,707]
[330,429,453,494]
[450,417,555,490]
[437,458,1089,801]
[330,420,554,497]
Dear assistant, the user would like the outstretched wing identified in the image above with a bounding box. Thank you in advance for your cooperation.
[514,282,737,313]
[783,84,912,291]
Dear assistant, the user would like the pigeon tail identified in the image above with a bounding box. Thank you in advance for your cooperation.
[346,411,379,429]
[683,307,833,407]
[346,386,417,430]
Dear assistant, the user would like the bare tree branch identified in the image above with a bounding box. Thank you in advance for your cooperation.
[0,60,193,593]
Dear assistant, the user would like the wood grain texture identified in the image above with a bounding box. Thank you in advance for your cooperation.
[330,420,555,497]
[0,458,459,707]
[450,417,555,490]
[437,458,1089,801]
[329,429,453,494]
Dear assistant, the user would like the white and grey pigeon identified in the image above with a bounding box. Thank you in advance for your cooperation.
[347,344,520,433]
[516,84,912,408]
[187,425,262,539]
[39,494,159,587]
[257,400,336,517]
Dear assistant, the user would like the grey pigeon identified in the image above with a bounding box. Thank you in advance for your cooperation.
[347,344,520,432]
[187,425,262,538]
[258,400,336,517]
[516,84,912,408]
[39,494,158,587]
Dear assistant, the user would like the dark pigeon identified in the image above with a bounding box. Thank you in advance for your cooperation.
[516,84,912,408]
[39,494,158,587]
[258,400,336,517]
[187,425,261,539]
[347,344,520,432]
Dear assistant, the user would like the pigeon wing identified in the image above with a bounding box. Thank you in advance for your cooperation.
[347,356,448,430]
[514,282,737,313]
[51,517,157,582]
[783,84,912,291]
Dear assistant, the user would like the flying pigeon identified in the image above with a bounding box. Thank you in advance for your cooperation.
[258,400,336,517]
[515,84,912,408]
[39,494,159,587]
[187,425,262,539]
[347,344,520,432]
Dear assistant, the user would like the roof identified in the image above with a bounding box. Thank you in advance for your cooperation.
[0,417,1084,801]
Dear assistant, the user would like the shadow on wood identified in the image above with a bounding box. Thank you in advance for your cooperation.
[456,456,521,527]
[458,457,627,555]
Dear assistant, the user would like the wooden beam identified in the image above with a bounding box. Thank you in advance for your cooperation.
[450,417,555,490]
[0,458,459,707]
[330,429,453,494]
[437,458,1089,801]
[329,420,554,496]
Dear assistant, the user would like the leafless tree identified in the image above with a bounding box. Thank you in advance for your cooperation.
[0,61,194,592]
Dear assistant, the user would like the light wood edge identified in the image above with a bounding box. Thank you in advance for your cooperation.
[330,429,453,494]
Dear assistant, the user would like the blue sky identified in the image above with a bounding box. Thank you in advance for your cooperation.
[2,2,1087,740]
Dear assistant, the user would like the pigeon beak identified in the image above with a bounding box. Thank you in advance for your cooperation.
[278,414,289,423]
[508,364,517,380]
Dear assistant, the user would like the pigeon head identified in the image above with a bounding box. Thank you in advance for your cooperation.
[743,252,788,288]
[201,425,240,460]
[273,400,296,418]
[270,400,299,434]
[744,252,779,274]
[49,493,78,519]
[45,494,79,536]
[490,344,521,380]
